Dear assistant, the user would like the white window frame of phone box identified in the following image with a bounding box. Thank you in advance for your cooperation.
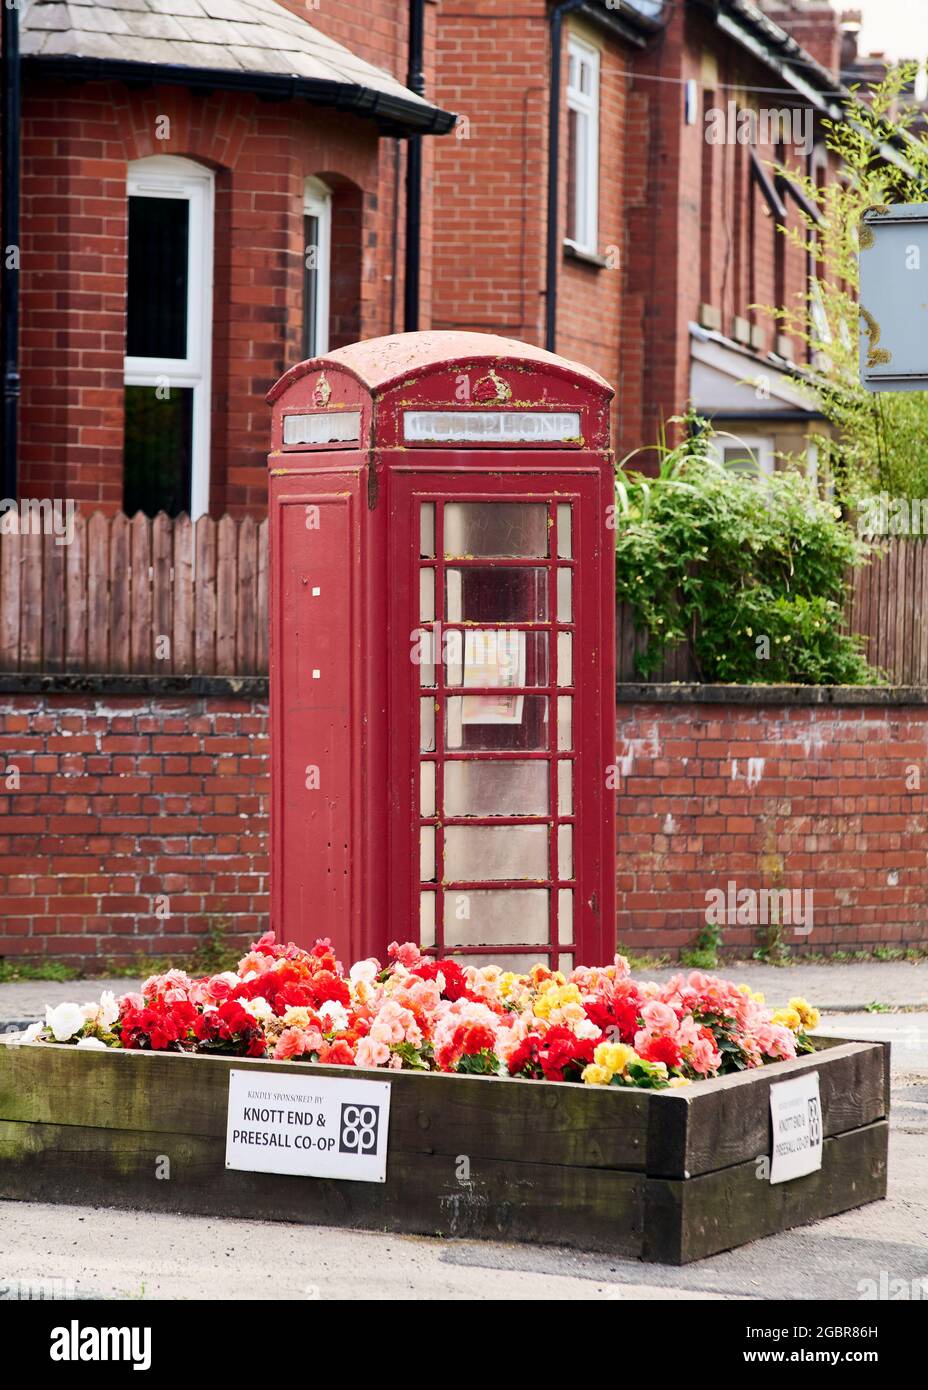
[565,35,600,257]
[124,155,215,521]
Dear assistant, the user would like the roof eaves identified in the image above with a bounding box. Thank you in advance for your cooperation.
[21,52,458,136]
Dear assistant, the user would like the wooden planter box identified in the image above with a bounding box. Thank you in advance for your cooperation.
[0,1035,888,1264]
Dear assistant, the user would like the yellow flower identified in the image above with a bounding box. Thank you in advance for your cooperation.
[594,1042,638,1075]
[788,997,820,1029]
[581,1064,612,1087]
[736,984,764,1003]
[499,972,518,999]
[668,1076,691,1088]
[771,1007,802,1032]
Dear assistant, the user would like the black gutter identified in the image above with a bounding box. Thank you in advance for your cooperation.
[21,54,457,137]
[404,0,426,332]
[2,0,21,499]
[545,0,586,353]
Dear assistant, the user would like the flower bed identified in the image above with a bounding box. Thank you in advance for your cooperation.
[0,935,888,1264]
[25,932,821,1090]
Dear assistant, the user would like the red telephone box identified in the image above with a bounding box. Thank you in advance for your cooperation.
[266,331,615,971]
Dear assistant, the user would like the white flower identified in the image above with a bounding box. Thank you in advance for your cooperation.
[243,997,273,1022]
[98,990,119,1030]
[75,1037,107,1050]
[44,1002,86,1042]
[572,1018,602,1041]
[318,1000,348,1032]
[19,1022,44,1044]
[349,959,378,986]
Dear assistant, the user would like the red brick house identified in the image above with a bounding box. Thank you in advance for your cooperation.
[9,0,454,518]
[431,0,856,473]
[6,0,877,523]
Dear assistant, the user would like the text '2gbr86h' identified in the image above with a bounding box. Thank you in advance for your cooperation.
[267,331,617,971]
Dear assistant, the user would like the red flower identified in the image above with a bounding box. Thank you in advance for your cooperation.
[435,1020,498,1072]
[584,997,640,1044]
[317,1039,355,1066]
[411,958,470,1001]
[638,1033,682,1069]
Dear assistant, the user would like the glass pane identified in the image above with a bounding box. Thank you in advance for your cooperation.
[558,825,573,880]
[420,825,436,882]
[566,108,578,244]
[123,385,193,518]
[420,697,435,752]
[444,760,548,816]
[127,195,189,359]
[419,568,435,622]
[420,760,436,817]
[557,569,572,622]
[557,504,572,558]
[301,211,320,359]
[444,824,548,880]
[559,889,574,944]
[420,891,436,948]
[444,888,549,945]
[557,632,572,686]
[420,503,435,558]
[445,630,548,687]
[446,568,547,623]
[557,760,573,815]
[557,696,572,751]
[444,502,548,557]
[558,953,574,975]
[446,694,548,751]
[415,623,436,688]
[447,952,548,973]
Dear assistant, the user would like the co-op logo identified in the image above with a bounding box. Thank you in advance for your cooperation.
[339,1102,381,1155]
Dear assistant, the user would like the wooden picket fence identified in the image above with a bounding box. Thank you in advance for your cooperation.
[0,516,925,684]
[0,512,269,675]
[617,538,928,686]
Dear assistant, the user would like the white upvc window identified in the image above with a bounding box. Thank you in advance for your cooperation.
[124,153,215,522]
[124,155,214,520]
[565,35,600,255]
[710,433,776,479]
[302,176,332,359]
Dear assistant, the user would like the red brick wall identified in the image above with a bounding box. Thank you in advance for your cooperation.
[431,2,628,430]
[617,698,928,960]
[18,74,410,518]
[2,687,927,970]
[0,690,268,968]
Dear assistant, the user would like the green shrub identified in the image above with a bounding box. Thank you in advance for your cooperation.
[614,418,876,684]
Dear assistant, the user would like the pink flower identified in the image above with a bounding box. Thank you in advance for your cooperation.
[355,1036,391,1068]
[274,1027,314,1060]
[688,1037,720,1075]
[388,941,422,968]
[639,1000,678,1034]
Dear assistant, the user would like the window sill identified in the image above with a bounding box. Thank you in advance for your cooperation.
[563,241,608,270]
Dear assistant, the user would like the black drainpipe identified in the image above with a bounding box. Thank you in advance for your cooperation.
[404,0,426,333]
[2,0,21,496]
[545,0,585,353]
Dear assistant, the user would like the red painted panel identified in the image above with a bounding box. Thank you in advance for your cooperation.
[271,485,359,961]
